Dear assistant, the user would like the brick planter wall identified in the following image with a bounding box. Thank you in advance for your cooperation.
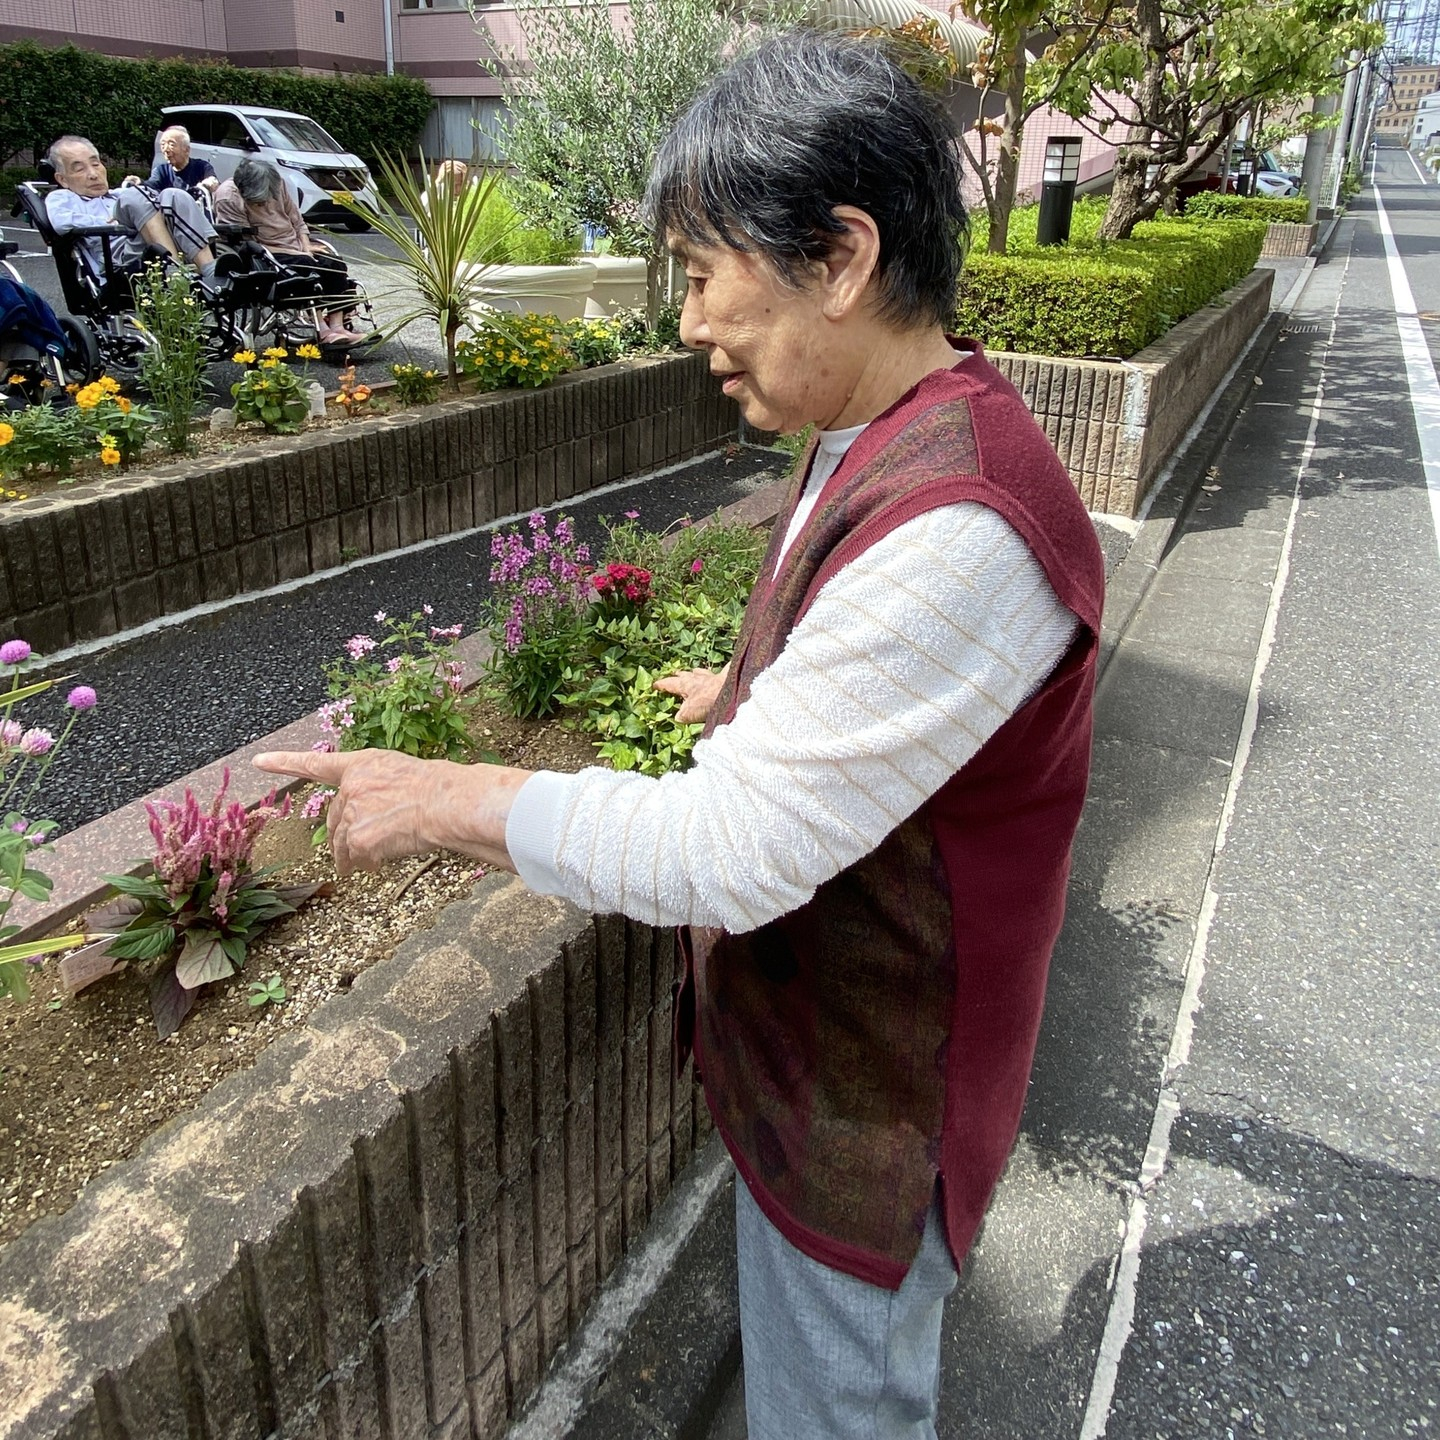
[1261,221,1318,258]
[991,267,1274,516]
[0,878,706,1440]
[0,350,737,654]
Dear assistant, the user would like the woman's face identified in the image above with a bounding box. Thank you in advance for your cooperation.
[673,238,849,435]
[161,133,190,167]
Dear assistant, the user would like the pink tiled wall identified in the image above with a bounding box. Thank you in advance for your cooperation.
[4,0,230,51]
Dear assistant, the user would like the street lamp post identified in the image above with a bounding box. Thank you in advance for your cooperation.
[1235,151,1256,197]
[1037,136,1082,246]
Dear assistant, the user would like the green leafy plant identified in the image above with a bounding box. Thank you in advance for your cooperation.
[561,591,746,774]
[231,349,310,434]
[464,178,579,266]
[1182,192,1309,223]
[457,312,574,391]
[341,156,506,390]
[94,770,323,1038]
[390,362,444,406]
[321,608,477,759]
[0,401,94,479]
[247,974,286,1007]
[135,261,211,454]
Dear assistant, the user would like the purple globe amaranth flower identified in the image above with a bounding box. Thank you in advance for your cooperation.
[66,685,98,710]
[0,640,32,665]
[19,728,54,756]
[0,720,21,747]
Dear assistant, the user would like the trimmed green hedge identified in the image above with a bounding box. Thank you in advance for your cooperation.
[0,42,432,171]
[1183,193,1309,223]
[955,216,1266,359]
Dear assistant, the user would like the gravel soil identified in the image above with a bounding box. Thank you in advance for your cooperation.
[0,693,598,1252]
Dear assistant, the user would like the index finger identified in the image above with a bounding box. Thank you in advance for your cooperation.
[253,749,356,784]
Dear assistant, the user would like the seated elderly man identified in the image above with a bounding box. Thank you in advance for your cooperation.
[45,135,220,286]
[214,157,362,344]
[125,125,219,198]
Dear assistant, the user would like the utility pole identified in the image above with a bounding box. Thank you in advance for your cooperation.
[1302,92,1341,221]
[1327,54,1363,207]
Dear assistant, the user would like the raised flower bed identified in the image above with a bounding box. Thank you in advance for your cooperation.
[0,349,738,655]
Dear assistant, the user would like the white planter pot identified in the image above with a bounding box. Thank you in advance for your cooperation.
[467,261,597,322]
[583,255,650,317]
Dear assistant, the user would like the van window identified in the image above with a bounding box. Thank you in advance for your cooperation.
[216,114,256,151]
[247,115,344,153]
[170,111,217,146]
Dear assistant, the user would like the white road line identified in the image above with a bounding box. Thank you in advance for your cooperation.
[1408,149,1432,185]
[1373,184,1440,562]
[1076,257,1345,1440]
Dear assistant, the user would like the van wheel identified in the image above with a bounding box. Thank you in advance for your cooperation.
[341,215,372,233]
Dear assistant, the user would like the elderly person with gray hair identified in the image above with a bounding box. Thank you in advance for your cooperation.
[124,125,220,198]
[45,135,220,285]
[256,31,1103,1436]
[214,157,362,344]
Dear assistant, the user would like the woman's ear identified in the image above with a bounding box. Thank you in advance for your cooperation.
[819,206,881,320]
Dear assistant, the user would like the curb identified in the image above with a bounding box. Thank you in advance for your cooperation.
[1095,306,1289,683]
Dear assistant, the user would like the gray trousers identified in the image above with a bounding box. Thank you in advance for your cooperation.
[108,187,216,268]
[736,1176,959,1440]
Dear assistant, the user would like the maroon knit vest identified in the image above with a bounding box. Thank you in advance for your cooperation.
[681,346,1105,1289]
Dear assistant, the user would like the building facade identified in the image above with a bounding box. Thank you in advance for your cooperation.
[1375,62,1440,141]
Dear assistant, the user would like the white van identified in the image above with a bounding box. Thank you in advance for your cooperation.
[159,104,379,231]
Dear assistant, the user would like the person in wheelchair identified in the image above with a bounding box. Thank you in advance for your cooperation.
[124,125,220,202]
[45,135,223,290]
[214,158,364,345]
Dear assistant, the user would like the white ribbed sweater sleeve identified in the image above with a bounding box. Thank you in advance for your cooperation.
[504,501,1080,933]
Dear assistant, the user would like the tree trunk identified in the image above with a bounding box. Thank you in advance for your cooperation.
[1098,147,1162,239]
[987,52,1028,255]
[646,244,665,332]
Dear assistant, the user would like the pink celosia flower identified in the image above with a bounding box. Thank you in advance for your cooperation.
[19,728,53,757]
[66,685,98,710]
[691,559,704,575]
[0,640,31,665]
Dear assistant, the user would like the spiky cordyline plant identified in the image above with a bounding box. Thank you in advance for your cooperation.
[340,156,510,390]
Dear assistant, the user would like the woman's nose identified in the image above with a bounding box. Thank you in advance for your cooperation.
[678,291,708,350]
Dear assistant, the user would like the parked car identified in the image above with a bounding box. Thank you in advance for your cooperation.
[159,104,378,230]
[1178,146,1302,202]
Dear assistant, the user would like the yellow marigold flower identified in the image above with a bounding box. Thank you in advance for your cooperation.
[0,422,13,446]
[259,358,280,369]
[116,396,132,412]
[75,385,101,410]
[65,383,78,394]
[264,346,289,359]
[233,349,257,364]
[5,375,23,386]
[297,344,322,361]
[98,376,120,394]
[100,446,121,466]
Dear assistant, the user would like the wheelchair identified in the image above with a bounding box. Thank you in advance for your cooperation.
[9,181,379,386]
[0,239,74,409]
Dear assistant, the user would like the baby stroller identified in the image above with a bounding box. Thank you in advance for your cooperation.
[11,179,284,381]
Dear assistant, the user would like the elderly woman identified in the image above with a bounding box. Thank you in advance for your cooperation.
[258,30,1102,1438]
[213,157,362,344]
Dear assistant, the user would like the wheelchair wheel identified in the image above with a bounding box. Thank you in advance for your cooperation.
[58,317,102,386]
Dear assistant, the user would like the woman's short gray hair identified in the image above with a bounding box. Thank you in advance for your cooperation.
[233,157,284,204]
[644,29,969,330]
